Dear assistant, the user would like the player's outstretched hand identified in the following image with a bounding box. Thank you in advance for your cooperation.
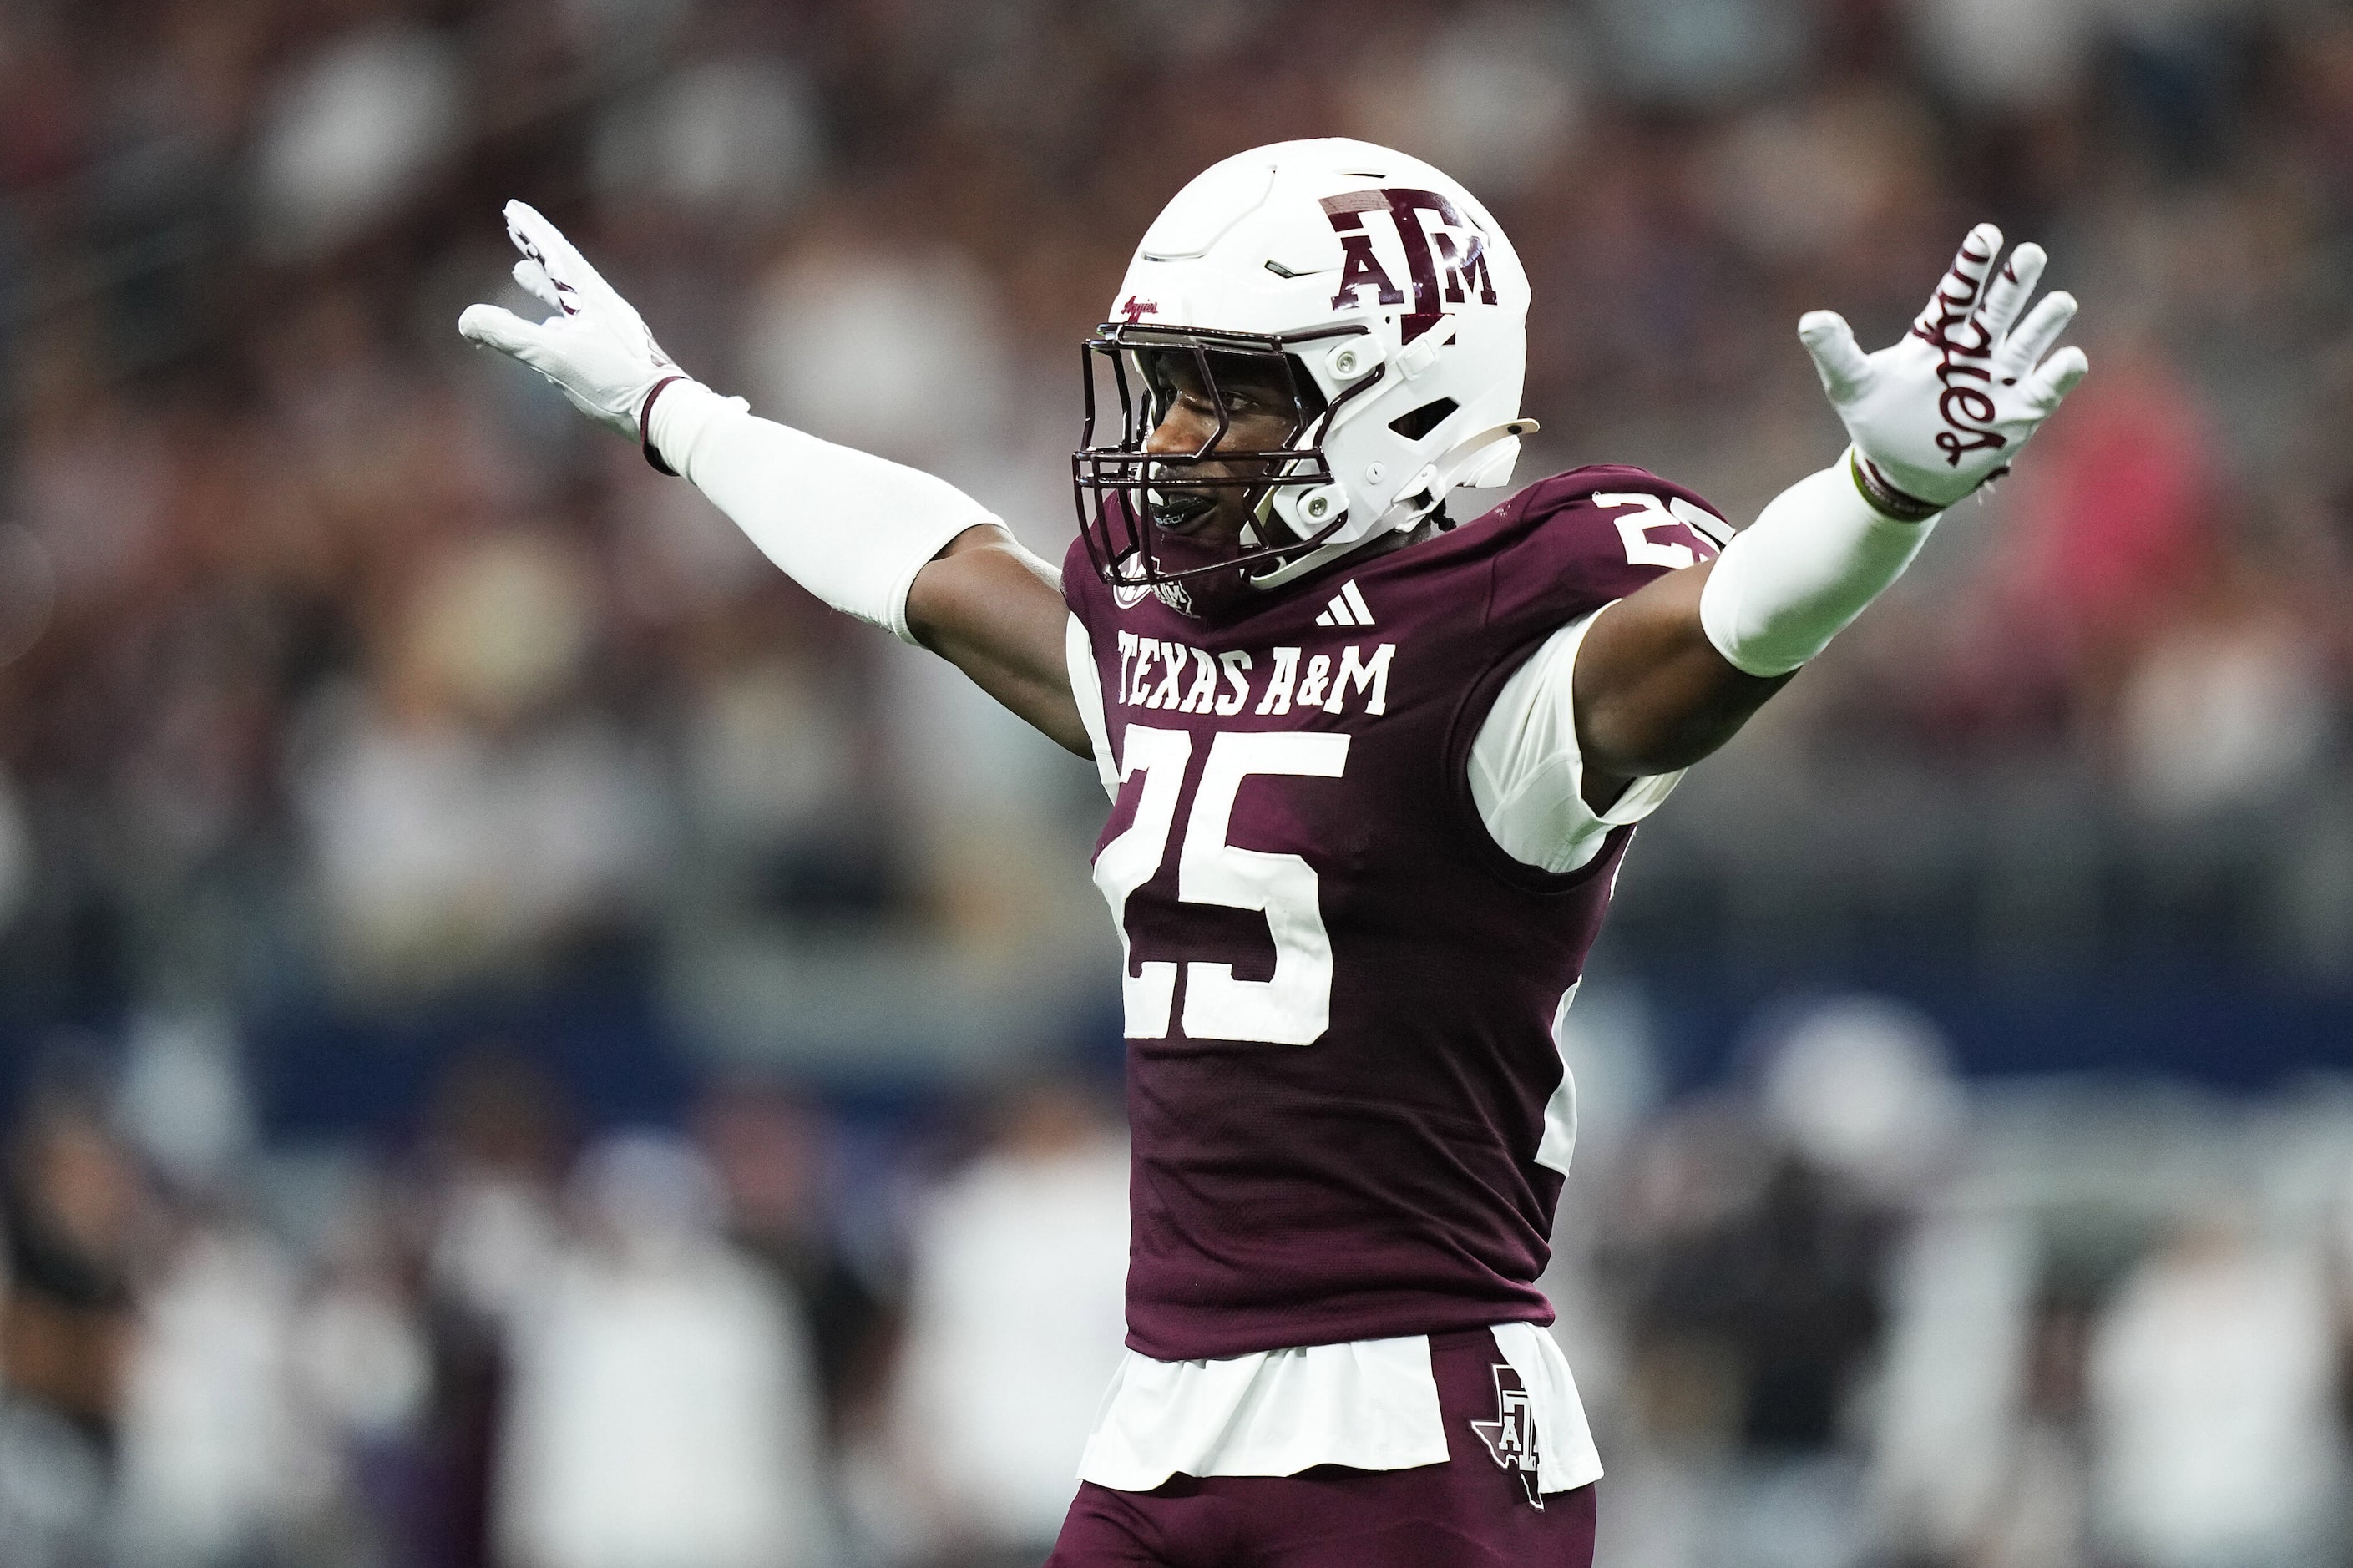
[458,200,681,440]
[1798,224,2088,516]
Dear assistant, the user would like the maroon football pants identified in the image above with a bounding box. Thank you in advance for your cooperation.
[1044,1328,1599,1568]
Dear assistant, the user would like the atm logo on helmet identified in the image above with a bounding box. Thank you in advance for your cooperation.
[1320,188,1499,341]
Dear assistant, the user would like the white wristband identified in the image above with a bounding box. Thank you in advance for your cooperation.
[1698,453,1940,677]
[650,381,1003,644]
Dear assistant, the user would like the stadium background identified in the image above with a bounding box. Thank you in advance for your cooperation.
[1,0,2350,1564]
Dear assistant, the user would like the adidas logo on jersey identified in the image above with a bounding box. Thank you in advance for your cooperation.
[1313,579,1375,628]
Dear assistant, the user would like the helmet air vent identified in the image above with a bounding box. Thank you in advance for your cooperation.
[1389,397,1459,441]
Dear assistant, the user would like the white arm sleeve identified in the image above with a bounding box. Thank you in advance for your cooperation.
[1065,613,1118,799]
[648,380,1004,644]
[1697,455,1939,677]
[1469,609,1685,876]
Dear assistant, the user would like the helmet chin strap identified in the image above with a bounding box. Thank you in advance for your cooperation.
[1244,417,1542,594]
[1237,485,1340,592]
[1247,503,1401,591]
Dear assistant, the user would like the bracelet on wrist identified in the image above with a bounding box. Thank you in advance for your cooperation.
[1847,452,1944,523]
[639,376,687,476]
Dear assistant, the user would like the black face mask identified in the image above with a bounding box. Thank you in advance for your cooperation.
[1074,324,1365,603]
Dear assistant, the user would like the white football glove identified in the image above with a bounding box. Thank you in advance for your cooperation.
[1798,223,2089,518]
[458,200,698,451]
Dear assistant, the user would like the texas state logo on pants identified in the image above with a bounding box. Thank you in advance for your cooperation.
[1470,1362,1544,1509]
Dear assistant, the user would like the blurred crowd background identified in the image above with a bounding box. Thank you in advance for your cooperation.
[2,0,2351,1565]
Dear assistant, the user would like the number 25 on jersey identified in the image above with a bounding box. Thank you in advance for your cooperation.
[1094,727,1349,1046]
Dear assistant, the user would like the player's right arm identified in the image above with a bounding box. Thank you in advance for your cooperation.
[458,201,1089,756]
[903,525,1087,755]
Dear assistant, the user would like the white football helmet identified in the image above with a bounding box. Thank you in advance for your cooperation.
[1073,137,1536,601]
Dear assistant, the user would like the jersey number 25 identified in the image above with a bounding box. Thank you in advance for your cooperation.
[1094,726,1349,1045]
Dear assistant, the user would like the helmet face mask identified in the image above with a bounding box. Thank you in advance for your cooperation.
[1071,139,1535,617]
[1073,321,1379,617]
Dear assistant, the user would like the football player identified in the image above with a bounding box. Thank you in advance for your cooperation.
[460,139,2085,1566]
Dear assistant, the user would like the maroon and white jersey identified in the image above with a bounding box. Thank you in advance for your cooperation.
[1062,466,1725,1362]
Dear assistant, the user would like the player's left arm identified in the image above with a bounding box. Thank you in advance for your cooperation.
[1571,224,2087,809]
[1569,558,1788,802]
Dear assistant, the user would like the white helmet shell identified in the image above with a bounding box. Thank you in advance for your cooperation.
[1106,138,1535,564]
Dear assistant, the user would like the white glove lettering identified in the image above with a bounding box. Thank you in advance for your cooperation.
[1798,224,2089,515]
[1912,235,2008,465]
